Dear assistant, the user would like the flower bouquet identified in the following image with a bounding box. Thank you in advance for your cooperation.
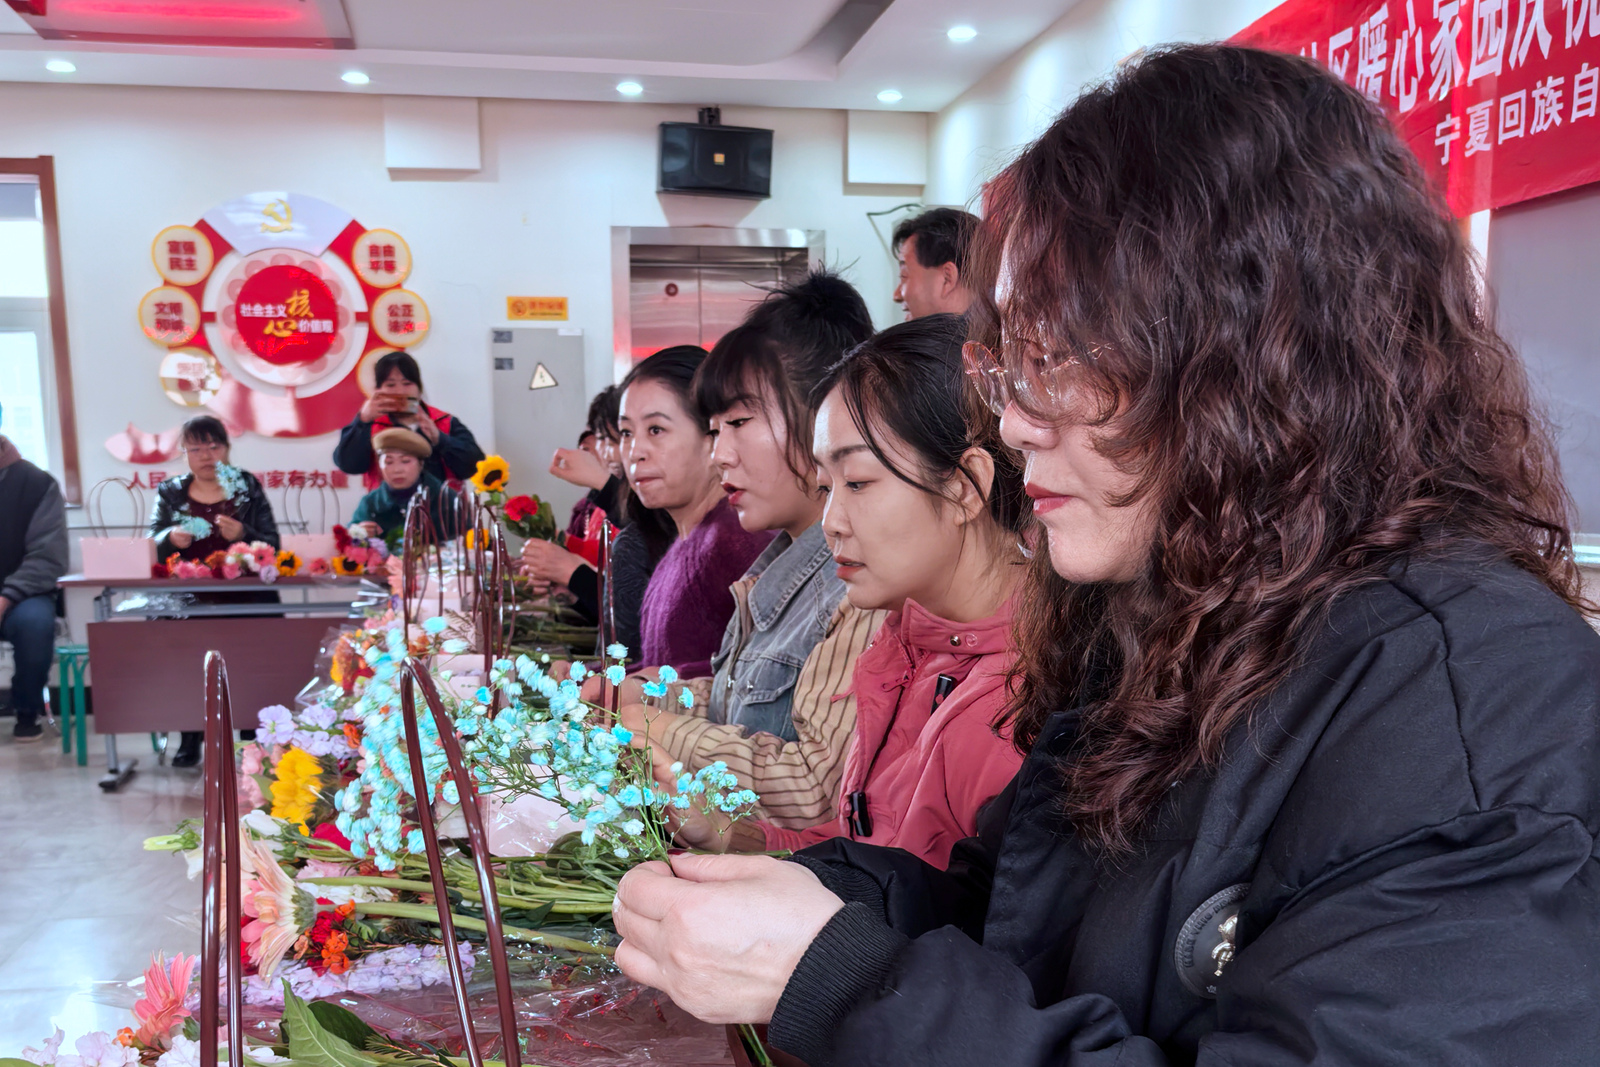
[332,524,390,578]
[163,541,280,583]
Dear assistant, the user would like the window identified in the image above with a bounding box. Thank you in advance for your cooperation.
[0,158,80,502]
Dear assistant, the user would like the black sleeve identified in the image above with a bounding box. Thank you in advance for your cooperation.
[606,525,653,663]
[149,483,180,557]
[567,564,600,624]
[770,627,1600,1067]
[787,775,1011,940]
[333,415,375,476]
[590,475,626,528]
[238,476,280,549]
[434,417,486,482]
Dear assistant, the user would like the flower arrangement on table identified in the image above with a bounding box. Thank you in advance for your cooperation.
[329,524,390,577]
[163,541,280,582]
[20,563,770,1063]
[468,455,557,544]
[147,619,755,964]
[461,456,595,657]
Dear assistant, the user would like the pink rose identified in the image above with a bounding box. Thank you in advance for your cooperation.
[239,742,265,776]
[221,562,242,580]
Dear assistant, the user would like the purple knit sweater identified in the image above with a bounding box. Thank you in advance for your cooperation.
[639,496,775,678]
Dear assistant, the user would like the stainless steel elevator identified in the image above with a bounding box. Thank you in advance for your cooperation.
[611,227,824,379]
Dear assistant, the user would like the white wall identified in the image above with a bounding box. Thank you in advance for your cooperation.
[927,0,1280,207]
[0,81,916,509]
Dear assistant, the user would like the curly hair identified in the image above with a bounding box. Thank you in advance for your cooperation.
[972,44,1586,856]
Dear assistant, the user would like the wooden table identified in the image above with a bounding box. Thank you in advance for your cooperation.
[58,574,377,789]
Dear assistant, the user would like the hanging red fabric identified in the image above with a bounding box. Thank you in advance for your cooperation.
[1234,0,1600,215]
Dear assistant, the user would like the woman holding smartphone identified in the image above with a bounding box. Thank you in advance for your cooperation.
[333,351,485,489]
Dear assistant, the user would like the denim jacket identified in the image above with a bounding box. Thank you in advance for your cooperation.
[705,523,846,741]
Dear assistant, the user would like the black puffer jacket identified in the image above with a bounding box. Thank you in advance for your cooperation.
[772,551,1600,1066]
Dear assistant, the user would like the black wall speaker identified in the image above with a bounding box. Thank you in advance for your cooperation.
[658,121,773,200]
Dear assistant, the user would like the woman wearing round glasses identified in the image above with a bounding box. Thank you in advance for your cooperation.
[611,44,1600,1064]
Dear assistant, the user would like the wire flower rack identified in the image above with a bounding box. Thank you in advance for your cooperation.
[198,652,526,1067]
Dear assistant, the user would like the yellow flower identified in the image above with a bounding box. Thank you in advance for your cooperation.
[276,550,302,577]
[330,555,365,576]
[470,455,509,493]
[269,746,323,834]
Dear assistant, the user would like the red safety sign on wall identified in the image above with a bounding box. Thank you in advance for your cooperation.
[1235,0,1600,215]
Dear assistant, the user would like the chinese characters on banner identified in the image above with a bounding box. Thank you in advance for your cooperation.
[1234,0,1600,214]
[122,468,351,491]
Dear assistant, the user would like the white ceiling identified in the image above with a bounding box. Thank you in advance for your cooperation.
[0,0,1083,113]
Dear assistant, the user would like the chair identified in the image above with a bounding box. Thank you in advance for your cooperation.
[54,642,90,766]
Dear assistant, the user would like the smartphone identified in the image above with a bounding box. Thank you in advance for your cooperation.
[402,397,421,414]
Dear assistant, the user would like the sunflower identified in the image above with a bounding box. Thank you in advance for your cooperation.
[471,454,510,493]
[330,555,365,576]
[276,549,302,577]
[269,746,324,833]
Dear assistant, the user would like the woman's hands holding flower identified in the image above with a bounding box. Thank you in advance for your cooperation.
[612,853,844,1024]
[215,514,245,542]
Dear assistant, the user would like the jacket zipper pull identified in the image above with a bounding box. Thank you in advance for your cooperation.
[848,675,960,839]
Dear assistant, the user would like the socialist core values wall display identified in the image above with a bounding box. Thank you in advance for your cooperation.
[135,192,429,444]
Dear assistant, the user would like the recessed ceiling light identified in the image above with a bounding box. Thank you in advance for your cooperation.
[616,81,644,97]
[947,25,978,42]
[341,70,370,85]
[46,59,76,74]
[877,89,903,104]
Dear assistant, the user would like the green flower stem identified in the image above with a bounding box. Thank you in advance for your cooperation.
[303,876,613,913]
[351,901,614,956]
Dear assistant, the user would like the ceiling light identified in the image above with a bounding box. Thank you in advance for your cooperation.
[616,81,644,97]
[341,70,370,85]
[877,89,903,104]
[947,25,978,42]
[46,59,76,74]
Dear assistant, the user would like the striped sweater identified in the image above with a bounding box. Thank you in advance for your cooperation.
[656,600,887,828]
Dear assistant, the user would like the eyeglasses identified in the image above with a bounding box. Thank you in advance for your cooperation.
[182,442,225,456]
[962,337,1089,419]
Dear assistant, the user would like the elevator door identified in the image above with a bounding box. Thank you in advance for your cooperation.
[629,244,809,360]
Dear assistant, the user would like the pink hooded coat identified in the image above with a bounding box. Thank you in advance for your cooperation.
[760,597,1022,866]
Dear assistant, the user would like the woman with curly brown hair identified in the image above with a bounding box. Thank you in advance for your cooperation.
[610,43,1600,1065]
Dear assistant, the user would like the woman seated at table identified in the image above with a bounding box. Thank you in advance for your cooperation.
[611,45,1600,1065]
[149,413,280,766]
[619,345,775,677]
[521,368,686,660]
[651,314,1028,866]
[349,428,459,543]
[151,415,279,561]
[606,272,884,835]
[333,350,484,489]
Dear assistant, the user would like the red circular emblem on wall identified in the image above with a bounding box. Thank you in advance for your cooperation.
[234,264,339,366]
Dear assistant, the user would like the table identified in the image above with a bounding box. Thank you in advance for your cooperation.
[58,574,378,789]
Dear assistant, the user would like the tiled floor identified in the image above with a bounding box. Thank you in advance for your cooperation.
[0,729,203,1054]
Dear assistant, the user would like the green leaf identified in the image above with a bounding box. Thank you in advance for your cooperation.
[280,980,377,1067]
[2,1057,46,1067]
[306,1001,379,1051]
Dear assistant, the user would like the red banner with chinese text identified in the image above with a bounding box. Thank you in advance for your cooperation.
[1234,0,1600,215]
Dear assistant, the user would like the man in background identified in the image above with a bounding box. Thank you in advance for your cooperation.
[892,207,978,320]
[0,402,68,742]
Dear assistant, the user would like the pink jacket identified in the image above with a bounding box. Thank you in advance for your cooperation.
[760,597,1022,867]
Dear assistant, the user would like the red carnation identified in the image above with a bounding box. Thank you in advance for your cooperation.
[311,821,352,850]
[503,495,536,523]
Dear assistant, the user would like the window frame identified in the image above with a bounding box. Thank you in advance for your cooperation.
[0,156,80,503]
